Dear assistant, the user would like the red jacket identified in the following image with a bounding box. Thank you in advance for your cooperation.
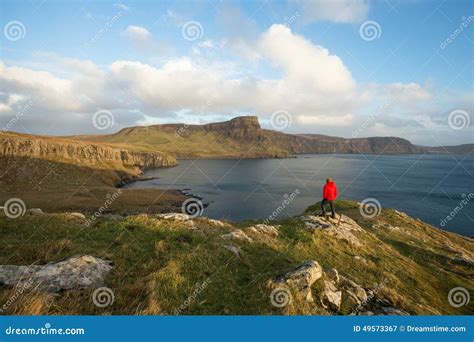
[323,181,338,201]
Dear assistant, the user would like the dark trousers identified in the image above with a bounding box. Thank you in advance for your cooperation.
[321,198,335,218]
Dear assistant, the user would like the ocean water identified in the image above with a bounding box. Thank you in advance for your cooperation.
[125,154,474,237]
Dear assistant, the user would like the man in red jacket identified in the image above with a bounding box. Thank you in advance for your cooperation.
[321,177,338,219]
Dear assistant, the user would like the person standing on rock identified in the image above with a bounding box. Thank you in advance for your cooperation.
[320,177,338,219]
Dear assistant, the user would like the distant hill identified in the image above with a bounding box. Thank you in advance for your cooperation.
[71,116,441,158]
[424,144,474,155]
[0,131,176,174]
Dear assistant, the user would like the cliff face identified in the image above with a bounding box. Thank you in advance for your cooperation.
[425,144,474,154]
[0,133,177,172]
[273,134,425,154]
[204,116,262,139]
[101,116,425,157]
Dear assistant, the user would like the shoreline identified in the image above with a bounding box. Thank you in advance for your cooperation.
[119,156,473,238]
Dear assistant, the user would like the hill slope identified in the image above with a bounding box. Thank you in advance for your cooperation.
[71,116,426,158]
[0,132,184,214]
[0,200,472,315]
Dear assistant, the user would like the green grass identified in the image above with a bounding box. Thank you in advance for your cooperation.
[0,201,472,316]
[74,127,290,158]
[0,157,186,215]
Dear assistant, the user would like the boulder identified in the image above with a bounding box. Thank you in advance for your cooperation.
[339,275,367,302]
[300,215,331,230]
[321,280,342,311]
[246,224,279,238]
[0,255,113,293]
[353,286,368,303]
[208,219,230,227]
[300,214,363,247]
[325,268,340,284]
[223,245,241,258]
[355,298,409,316]
[157,213,190,221]
[64,212,86,221]
[27,208,44,216]
[221,229,253,243]
[272,260,323,302]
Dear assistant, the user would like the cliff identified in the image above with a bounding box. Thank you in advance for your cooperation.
[425,144,474,155]
[0,132,177,173]
[70,116,443,158]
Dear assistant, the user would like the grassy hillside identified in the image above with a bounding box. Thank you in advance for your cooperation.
[0,131,183,214]
[1,200,472,315]
[71,116,426,158]
[71,117,291,158]
[0,156,185,215]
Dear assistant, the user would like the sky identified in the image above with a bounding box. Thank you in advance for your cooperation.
[0,0,473,146]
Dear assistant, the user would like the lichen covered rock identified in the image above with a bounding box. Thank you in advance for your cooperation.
[0,255,113,293]
[271,260,323,302]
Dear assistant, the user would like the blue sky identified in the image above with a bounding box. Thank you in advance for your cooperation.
[0,0,473,146]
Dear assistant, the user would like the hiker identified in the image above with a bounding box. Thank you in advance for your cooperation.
[320,177,338,219]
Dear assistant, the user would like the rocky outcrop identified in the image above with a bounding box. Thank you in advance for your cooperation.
[319,268,408,315]
[246,224,279,238]
[270,261,323,303]
[300,214,364,247]
[207,218,230,227]
[0,255,113,293]
[0,132,177,172]
[157,213,190,221]
[221,229,253,243]
[27,208,44,216]
[223,245,241,258]
[220,224,280,244]
[321,280,342,311]
[354,298,410,316]
[278,134,425,155]
[205,116,262,140]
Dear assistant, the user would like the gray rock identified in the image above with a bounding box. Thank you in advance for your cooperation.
[223,245,241,258]
[0,255,113,293]
[64,212,86,221]
[300,215,331,229]
[339,275,367,302]
[321,280,342,311]
[300,214,363,247]
[221,229,253,243]
[246,224,279,238]
[354,297,409,316]
[272,260,323,302]
[326,268,340,284]
[27,208,44,216]
[208,219,229,227]
[157,213,190,221]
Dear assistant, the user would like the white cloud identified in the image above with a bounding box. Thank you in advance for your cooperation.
[113,3,130,11]
[122,25,151,44]
[297,114,354,126]
[386,82,432,103]
[0,23,469,145]
[260,24,356,94]
[198,40,215,49]
[300,0,370,24]
[0,61,83,112]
